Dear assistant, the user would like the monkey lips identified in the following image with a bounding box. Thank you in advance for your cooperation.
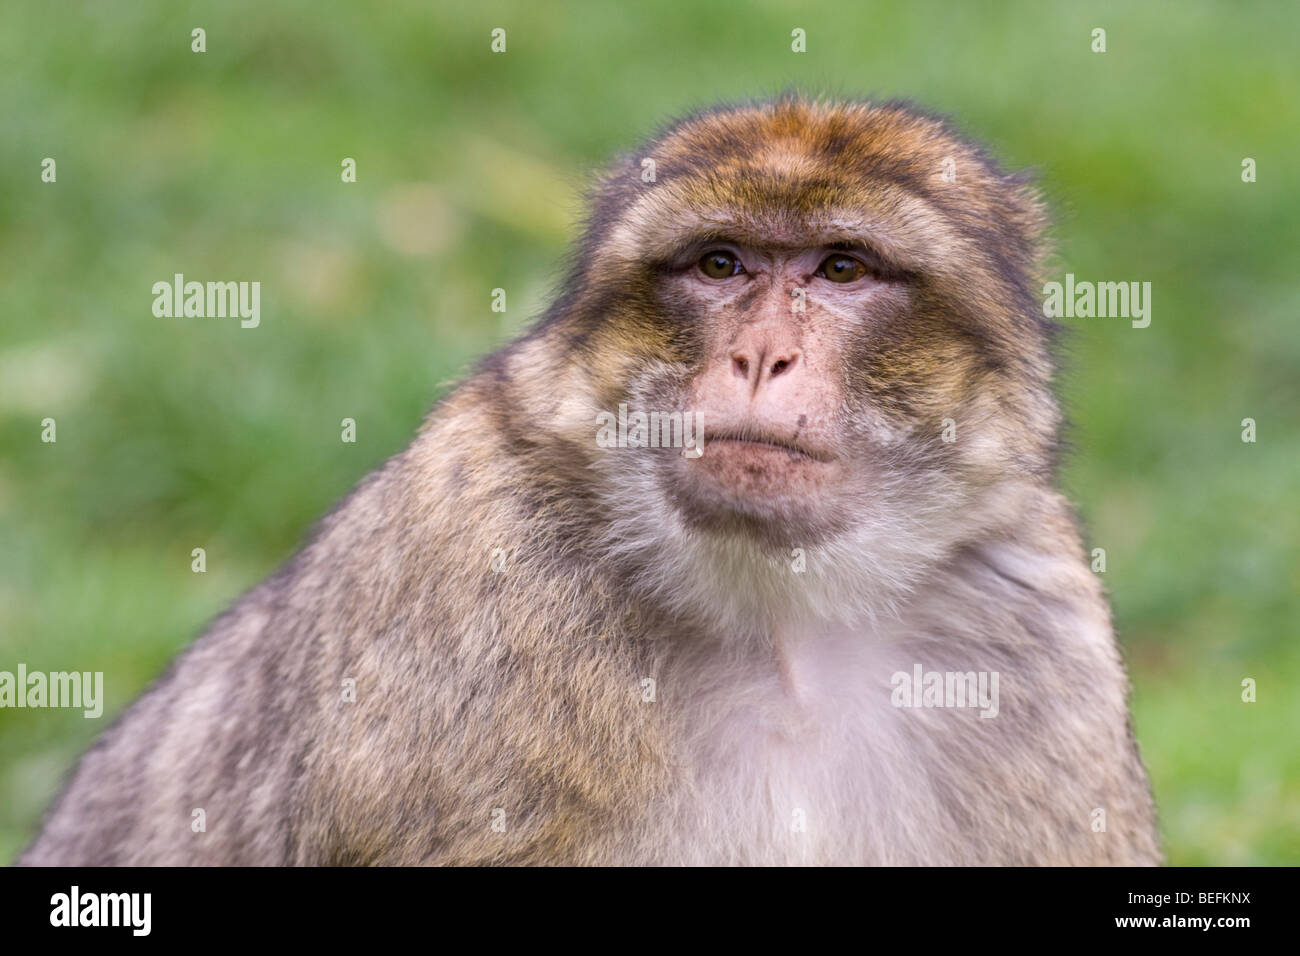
[672,429,848,537]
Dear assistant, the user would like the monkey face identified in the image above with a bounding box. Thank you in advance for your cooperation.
[557,98,1059,607]
[651,239,911,541]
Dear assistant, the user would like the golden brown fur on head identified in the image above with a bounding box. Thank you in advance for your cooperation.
[598,95,1056,441]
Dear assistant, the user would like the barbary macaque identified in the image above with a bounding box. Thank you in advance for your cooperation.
[22,97,1161,865]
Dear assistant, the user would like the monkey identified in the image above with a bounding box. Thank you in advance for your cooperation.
[20,95,1161,866]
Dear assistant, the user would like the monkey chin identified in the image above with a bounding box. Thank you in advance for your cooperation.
[671,439,849,546]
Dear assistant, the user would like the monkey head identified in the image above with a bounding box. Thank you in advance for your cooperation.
[513,97,1061,631]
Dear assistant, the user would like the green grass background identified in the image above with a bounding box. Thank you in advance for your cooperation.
[1,0,1296,864]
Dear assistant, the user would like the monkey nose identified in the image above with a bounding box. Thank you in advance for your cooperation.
[730,348,799,391]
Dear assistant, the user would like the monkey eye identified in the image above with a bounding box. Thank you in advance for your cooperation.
[817,254,868,283]
[698,251,743,280]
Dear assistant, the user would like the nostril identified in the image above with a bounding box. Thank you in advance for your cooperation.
[770,354,797,377]
[731,355,750,378]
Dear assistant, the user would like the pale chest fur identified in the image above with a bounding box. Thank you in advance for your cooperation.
[604,544,1129,866]
[626,621,982,865]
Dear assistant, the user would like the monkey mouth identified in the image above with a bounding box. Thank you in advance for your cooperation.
[672,428,843,530]
[701,430,832,463]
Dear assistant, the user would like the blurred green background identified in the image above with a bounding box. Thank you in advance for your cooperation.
[1,0,1296,864]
